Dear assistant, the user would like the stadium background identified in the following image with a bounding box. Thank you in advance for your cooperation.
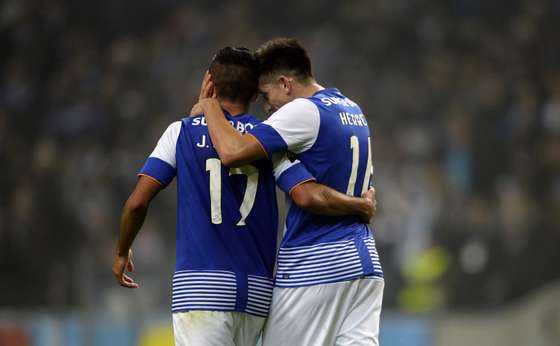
[1,0,559,345]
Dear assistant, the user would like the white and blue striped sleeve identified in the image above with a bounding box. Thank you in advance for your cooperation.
[272,153,316,194]
[248,98,320,157]
[138,121,181,187]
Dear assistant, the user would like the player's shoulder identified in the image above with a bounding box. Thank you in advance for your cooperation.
[274,98,318,117]
[179,115,198,125]
[309,88,360,109]
[157,119,184,135]
[261,99,320,131]
[288,97,317,109]
[239,113,263,125]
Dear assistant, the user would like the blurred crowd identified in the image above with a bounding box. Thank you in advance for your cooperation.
[1,0,559,314]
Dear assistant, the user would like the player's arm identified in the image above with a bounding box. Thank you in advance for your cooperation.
[198,73,318,167]
[199,97,266,167]
[113,121,179,288]
[191,72,265,167]
[273,154,376,222]
[113,176,162,288]
[291,182,376,222]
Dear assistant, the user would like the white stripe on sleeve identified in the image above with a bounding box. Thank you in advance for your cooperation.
[271,153,301,181]
[150,121,182,168]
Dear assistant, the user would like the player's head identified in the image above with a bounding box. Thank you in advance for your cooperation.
[255,38,313,113]
[209,47,259,106]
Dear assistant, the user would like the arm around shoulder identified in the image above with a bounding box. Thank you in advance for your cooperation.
[289,181,376,222]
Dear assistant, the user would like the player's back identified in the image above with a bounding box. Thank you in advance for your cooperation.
[272,88,383,287]
[296,89,372,196]
[140,112,277,317]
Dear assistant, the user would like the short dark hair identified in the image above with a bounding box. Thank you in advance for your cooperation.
[255,38,313,82]
[209,47,259,104]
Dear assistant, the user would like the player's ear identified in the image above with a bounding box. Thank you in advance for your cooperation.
[250,93,258,103]
[278,75,291,94]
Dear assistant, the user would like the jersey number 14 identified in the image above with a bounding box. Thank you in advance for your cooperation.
[347,136,373,196]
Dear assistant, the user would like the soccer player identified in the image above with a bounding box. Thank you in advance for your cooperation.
[197,39,384,345]
[112,47,376,346]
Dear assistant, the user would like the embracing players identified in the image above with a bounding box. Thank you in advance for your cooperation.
[113,47,376,345]
[198,38,384,345]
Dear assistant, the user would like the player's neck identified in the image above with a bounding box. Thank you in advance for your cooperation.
[293,80,324,98]
[218,100,248,117]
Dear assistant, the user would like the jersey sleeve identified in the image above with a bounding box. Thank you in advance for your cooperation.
[138,121,181,187]
[248,98,320,157]
[272,153,316,194]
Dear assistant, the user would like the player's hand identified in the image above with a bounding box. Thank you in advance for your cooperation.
[360,187,377,223]
[199,71,216,100]
[198,91,221,117]
[189,71,216,117]
[112,249,139,289]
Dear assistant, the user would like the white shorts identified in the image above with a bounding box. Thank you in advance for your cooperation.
[173,310,265,346]
[262,278,384,346]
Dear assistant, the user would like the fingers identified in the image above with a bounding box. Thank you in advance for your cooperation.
[127,257,135,272]
[198,71,210,99]
[113,252,139,289]
[369,187,377,220]
[201,80,215,100]
[113,265,139,288]
[363,187,376,205]
[203,70,211,84]
[120,273,139,289]
[211,84,217,99]
[359,186,377,224]
[199,71,214,100]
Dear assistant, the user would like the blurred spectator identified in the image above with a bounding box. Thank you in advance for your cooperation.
[1,0,559,312]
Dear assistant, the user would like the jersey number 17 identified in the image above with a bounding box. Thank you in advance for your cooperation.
[206,158,258,226]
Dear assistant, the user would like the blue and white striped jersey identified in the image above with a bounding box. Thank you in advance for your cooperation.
[249,88,383,288]
[139,112,314,317]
